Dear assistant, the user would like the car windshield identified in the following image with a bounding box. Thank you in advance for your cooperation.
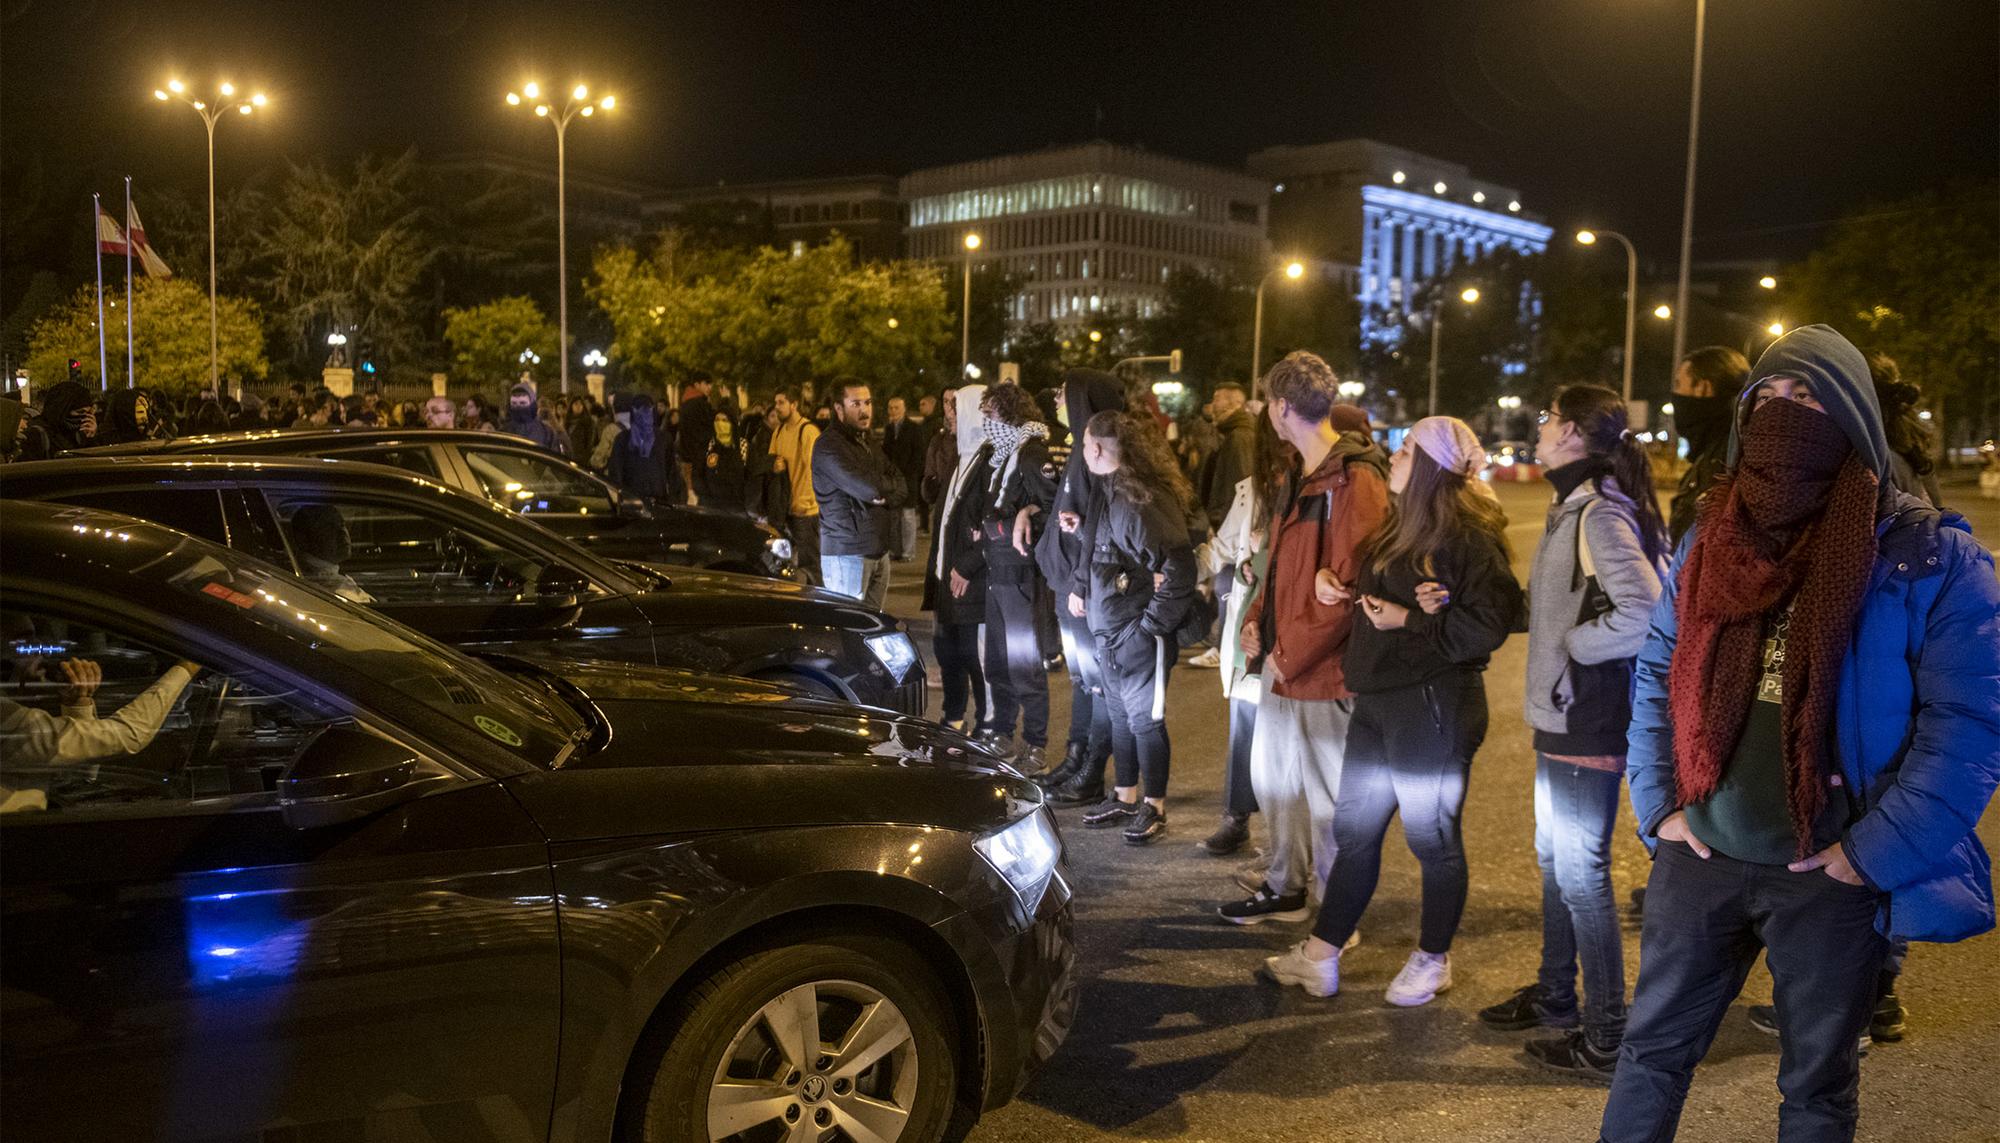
[122,521,587,767]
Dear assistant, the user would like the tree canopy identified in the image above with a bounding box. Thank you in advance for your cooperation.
[25,276,267,396]
[442,296,557,389]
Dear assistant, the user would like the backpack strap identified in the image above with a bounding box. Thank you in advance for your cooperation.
[1571,496,1599,591]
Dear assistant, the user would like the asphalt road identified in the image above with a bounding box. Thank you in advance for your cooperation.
[883,476,2000,1143]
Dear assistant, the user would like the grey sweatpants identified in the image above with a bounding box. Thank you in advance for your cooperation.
[1249,690,1353,898]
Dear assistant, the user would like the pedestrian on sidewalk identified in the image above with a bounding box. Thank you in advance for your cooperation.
[1073,408,1199,845]
[769,388,822,584]
[922,385,993,737]
[882,395,929,562]
[1265,416,1521,1003]
[1478,384,1669,1080]
[1220,351,1390,924]
[812,377,905,609]
[1599,325,2000,1143]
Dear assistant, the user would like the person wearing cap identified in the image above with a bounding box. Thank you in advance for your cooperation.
[1598,325,2000,1142]
[1263,415,1523,1005]
[1218,351,1389,920]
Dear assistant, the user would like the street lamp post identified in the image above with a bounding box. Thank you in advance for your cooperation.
[1576,229,1640,401]
[507,82,615,395]
[1250,260,1305,390]
[1670,0,1709,368]
[155,79,266,394]
[1427,287,1481,417]
[960,232,981,377]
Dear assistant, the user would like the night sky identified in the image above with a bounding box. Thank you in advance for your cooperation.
[4,0,1996,289]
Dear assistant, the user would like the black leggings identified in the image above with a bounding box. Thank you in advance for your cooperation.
[932,620,988,730]
[1312,674,1488,954]
[1098,628,1173,799]
[984,580,1050,747]
[1058,610,1112,775]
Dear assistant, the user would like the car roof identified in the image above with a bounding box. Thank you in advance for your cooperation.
[0,497,209,583]
[80,427,561,456]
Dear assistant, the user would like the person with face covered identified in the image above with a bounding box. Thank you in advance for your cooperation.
[606,392,674,504]
[18,381,98,460]
[948,383,1056,771]
[95,388,159,446]
[1599,326,2000,1143]
[922,384,993,737]
[694,401,747,508]
[1667,346,1752,547]
[502,383,567,455]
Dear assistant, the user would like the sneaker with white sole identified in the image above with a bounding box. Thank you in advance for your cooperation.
[1263,940,1341,998]
[1218,883,1310,925]
[1385,950,1452,1007]
[1189,647,1222,668]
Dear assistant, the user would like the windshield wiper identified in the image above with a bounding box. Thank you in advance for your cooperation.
[473,651,610,760]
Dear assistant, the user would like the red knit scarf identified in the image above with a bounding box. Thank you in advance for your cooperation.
[1668,399,1879,858]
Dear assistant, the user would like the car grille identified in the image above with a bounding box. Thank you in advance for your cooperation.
[891,669,928,717]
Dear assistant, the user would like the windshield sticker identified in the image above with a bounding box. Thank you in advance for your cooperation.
[474,715,524,747]
[201,582,258,609]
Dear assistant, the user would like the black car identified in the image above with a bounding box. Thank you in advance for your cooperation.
[82,427,798,579]
[1,456,925,715]
[0,499,1074,1142]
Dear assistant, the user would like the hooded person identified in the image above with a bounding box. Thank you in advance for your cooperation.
[18,381,97,460]
[1600,325,2000,1143]
[922,384,994,737]
[98,388,157,446]
[1666,346,1752,546]
[502,382,567,455]
[424,395,458,429]
[1035,368,1129,804]
[605,391,672,503]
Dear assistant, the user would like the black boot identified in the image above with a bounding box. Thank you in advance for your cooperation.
[1046,768,1106,807]
[1201,813,1250,856]
[1035,742,1086,790]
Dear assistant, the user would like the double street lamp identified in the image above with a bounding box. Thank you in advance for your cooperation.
[1576,228,1639,401]
[154,78,267,393]
[506,81,616,395]
[1250,259,1305,389]
[1428,287,1481,417]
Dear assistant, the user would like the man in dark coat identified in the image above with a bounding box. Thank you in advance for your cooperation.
[881,395,930,562]
[502,383,568,455]
[811,377,906,609]
[677,373,716,505]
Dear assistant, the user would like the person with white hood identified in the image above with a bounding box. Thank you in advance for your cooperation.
[921,384,993,738]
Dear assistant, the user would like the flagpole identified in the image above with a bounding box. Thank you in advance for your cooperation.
[124,177,135,388]
[93,194,109,391]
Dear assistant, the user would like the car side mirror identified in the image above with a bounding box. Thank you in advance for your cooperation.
[616,494,651,519]
[279,726,454,829]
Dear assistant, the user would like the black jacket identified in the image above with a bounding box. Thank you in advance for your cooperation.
[1035,369,1127,596]
[922,444,990,625]
[1666,393,1734,547]
[955,437,1058,586]
[18,382,95,461]
[1084,490,1197,645]
[882,417,929,496]
[1203,409,1257,529]
[1342,534,1523,695]
[811,420,906,557]
[677,393,715,462]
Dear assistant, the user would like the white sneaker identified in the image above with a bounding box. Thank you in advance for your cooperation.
[1384,950,1451,1007]
[1263,940,1341,998]
[1342,929,1362,953]
[1190,647,1222,668]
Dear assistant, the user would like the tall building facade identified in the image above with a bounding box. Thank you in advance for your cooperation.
[645,175,903,263]
[901,142,1272,326]
[1248,140,1553,348]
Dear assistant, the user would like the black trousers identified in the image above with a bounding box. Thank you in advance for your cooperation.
[789,514,821,586]
[1599,842,1888,1143]
[1312,674,1487,953]
[1057,610,1112,776]
[1098,627,1173,799]
[932,619,988,731]
[984,579,1050,747]
[1224,694,1260,817]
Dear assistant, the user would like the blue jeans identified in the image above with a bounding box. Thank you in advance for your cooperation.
[1533,754,1627,1038]
[1600,840,1888,1143]
[820,553,890,610]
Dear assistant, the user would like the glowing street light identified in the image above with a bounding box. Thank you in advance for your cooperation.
[506,79,617,394]
[1088,329,1103,344]
[155,76,269,393]
[1338,380,1366,399]
[1251,259,1308,387]
[960,231,982,376]
[1496,395,1524,411]
[1758,275,1778,290]
[886,317,899,329]
[1575,226,1640,399]
[1654,304,1673,320]
[581,349,608,369]
[1460,286,1481,304]
[1767,321,1785,337]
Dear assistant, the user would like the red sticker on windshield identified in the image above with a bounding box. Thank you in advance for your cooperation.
[201,582,256,609]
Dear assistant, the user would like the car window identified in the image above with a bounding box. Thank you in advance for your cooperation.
[0,606,346,818]
[461,448,615,516]
[329,446,441,479]
[267,494,593,605]
[57,489,229,546]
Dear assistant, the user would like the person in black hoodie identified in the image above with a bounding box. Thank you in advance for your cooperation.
[503,383,568,455]
[1073,408,1198,846]
[1037,369,1127,804]
[96,388,159,446]
[1265,416,1523,1004]
[950,383,1057,772]
[922,384,993,737]
[1667,346,1751,546]
[606,392,673,504]
[18,381,97,460]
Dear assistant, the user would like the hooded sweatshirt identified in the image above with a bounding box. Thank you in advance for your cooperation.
[1035,369,1127,596]
[20,381,95,460]
[503,383,567,455]
[1250,425,1391,701]
[98,389,154,446]
[923,385,990,622]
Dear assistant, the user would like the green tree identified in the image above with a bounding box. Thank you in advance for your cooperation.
[1781,182,2000,444]
[25,277,266,396]
[442,296,557,388]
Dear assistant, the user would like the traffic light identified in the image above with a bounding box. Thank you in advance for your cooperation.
[357,338,377,378]
[67,359,82,383]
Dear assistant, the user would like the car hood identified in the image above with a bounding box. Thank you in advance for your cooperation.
[502,660,1033,841]
[622,561,895,632]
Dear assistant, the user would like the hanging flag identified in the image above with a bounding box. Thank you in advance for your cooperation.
[96,207,130,255]
[126,201,173,278]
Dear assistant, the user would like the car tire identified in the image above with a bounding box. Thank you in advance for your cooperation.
[625,931,961,1143]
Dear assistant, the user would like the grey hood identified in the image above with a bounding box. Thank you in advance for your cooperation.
[1728,323,1889,480]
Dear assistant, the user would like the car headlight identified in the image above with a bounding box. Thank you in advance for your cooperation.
[975,810,1061,908]
[865,633,917,683]
[765,535,794,563]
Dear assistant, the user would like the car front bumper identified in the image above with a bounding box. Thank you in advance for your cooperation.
[938,854,1077,1111]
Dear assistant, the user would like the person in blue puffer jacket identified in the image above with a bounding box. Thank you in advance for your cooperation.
[1599,324,2000,1143]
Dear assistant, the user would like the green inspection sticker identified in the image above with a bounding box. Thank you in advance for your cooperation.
[475,715,524,747]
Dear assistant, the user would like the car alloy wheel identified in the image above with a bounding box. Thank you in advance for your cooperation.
[708,979,918,1142]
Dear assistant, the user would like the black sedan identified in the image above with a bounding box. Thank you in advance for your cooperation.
[0,499,1074,1142]
[82,426,799,579]
[1,456,925,715]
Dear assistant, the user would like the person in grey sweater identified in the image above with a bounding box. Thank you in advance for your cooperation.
[1478,384,1669,1081]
